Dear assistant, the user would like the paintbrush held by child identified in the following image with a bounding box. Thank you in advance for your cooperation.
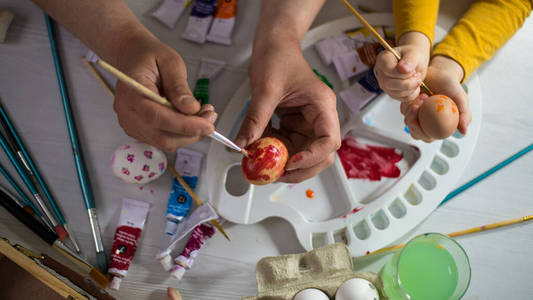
[375,0,532,142]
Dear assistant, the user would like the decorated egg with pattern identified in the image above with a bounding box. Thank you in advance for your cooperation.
[111,141,167,184]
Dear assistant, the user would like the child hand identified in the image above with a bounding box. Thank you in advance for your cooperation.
[113,35,217,152]
[375,32,430,102]
[401,55,472,141]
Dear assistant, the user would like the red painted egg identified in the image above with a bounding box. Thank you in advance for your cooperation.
[241,137,288,185]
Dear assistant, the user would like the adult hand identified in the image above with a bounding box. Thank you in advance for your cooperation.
[401,55,471,142]
[113,35,217,152]
[375,32,430,102]
[236,41,341,183]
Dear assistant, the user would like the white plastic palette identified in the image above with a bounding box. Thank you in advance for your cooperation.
[207,14,482,255]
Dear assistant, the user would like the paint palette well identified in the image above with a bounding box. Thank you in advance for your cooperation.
[207,14,482,255]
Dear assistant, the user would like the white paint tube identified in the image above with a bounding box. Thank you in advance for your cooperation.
[152,0,191,29]
[181,0,218,44]
[206,0,238,45]
[339,71,382,113]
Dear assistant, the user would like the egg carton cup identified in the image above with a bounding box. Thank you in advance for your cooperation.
[207,14,482,255]
[242,243,382,300]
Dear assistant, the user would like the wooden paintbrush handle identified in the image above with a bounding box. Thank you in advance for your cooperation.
[41,254,115,300]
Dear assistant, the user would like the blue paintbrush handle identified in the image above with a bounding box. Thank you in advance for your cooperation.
[0,102,64,222]
[0,161,40,216]
[0,134,39,196]
[44,14,95,210]
[441,143,533,205]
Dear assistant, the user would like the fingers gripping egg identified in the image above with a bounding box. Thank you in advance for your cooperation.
[335,278,380,300]
[418,95,459,139]
[241,137,288,185]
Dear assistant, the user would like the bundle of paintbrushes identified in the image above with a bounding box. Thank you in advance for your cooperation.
[0,100,81,254]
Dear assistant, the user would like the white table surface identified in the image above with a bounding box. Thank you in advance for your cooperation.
[1,1,532,299]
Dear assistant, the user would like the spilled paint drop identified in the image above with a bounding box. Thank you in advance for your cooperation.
[337,137,403,181]
[306,189,315,199]
[341,207,364,218]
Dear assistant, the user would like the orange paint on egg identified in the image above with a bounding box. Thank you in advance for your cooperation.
[306,189,315,198]
[437,104,445,112]
[451,107,457,113]
[435,99,443,104]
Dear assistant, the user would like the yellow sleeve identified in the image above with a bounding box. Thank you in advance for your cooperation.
[393,0,440,46]
[433,0,533,82]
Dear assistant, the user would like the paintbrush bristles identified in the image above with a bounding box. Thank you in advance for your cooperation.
[340,0,433,95]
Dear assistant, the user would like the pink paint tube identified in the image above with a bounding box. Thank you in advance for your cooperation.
[108,198,150,290]
[206,0,238,45]
[170,223,215,279]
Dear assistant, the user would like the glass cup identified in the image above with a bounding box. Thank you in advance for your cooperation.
[379,233,471,300]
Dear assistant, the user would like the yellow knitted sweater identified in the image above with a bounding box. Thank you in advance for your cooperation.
[393,0,532,81]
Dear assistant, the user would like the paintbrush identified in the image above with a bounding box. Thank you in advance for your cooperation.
[44,14,107,272]
[167,163,230,241]
[0,162,41,219]
[340,0,433,95]
[0,130,68,241]
[361,214,533,257]
[0,100,81,253]
[84,53,250,157]
[440,143,533,206]
[0,187,109,287]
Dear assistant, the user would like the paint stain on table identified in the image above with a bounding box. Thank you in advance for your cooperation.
[306,189,315,199]
[337,136,403,181]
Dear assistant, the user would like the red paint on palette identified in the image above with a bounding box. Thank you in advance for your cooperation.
[341,206,363,218]
[337,137,403,181]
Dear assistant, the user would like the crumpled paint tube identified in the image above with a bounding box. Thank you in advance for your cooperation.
[181,0,218,44]
[170,223,215,279]
[206,0,238,45]
[152,0,191,29]
[339,70,382,112]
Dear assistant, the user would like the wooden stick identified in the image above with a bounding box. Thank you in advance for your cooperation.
[0,239,87,299]
[82,57,114,97]
[340,0,433,95]
[362,214,533,257]
[167,163,231,241]
[95,59,172,108]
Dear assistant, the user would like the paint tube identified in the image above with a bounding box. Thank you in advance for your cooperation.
[157,202,218,271]
[152,0,191,29]
[181,0,218,44]
[339,70,382,113]
[193,57,226,104]
[315,26,384,66]
[170,223,215,279]
[157,148,204,271]
[206,0,237,45]
[108,198,150,290]
[333,50,370,81]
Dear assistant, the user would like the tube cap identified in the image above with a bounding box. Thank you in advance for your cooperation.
[170,266,186,280]
[159,253,174,271]
[110,276,122,290]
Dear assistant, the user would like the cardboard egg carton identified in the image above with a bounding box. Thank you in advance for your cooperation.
[243,243,383,300]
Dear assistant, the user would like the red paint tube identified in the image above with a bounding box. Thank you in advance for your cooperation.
[170,223,215,279]
[108,198,150,290]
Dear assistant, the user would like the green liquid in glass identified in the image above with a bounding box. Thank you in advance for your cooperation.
[380,241,459,300]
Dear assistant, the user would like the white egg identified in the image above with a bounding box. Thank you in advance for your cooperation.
[293,288,330,300]
[335,278,380,300]
[111,141,167,184]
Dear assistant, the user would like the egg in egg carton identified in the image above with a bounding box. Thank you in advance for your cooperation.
[207,14,482,256]
[242,243,382,300]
